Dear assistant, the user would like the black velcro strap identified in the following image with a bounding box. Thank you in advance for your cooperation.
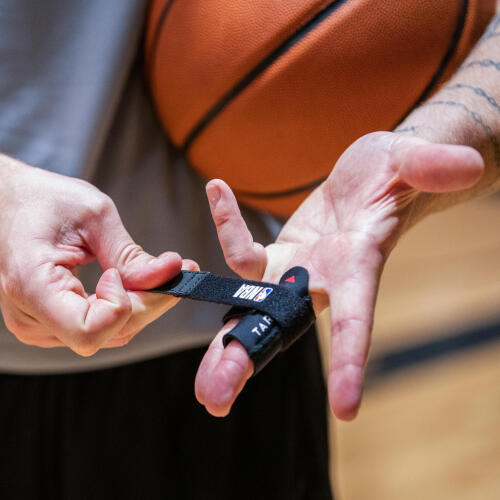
[222,311,283,373]
[221,267,315,373]
[148,266,315,374]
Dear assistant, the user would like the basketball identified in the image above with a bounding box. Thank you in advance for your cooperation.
[146,0,495,217]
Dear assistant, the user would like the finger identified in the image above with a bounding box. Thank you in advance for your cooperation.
[99,289,179,348]
[206,179,267,280]
[195,319,253,417]
[33,266,132,356]
[326,242,384,421]
[394,139,484,192]
[181,258,200,272]
[120,250,183,290]
[82,197,182,289]
[101,259,200,348]
[1,306,65,347]
[17,335,65,348]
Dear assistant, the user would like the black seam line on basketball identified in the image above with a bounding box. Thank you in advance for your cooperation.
[395,0,469,126]
[475,13,500,49]
[180,0,350,153]
[234,177,326,199]
[146,0,175,77]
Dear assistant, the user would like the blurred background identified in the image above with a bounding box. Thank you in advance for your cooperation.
[319,194,500,499]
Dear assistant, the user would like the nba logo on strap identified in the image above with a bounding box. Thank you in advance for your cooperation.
[254,288,273,302]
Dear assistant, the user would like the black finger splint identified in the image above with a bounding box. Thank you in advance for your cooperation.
[148,267,315,374]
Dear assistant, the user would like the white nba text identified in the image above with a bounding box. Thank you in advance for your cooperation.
[232,284,273,302]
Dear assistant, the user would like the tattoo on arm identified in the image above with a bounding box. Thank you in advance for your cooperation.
[393,125,420,134]
[444,84,500,114]
[456,59,500,73]
[420,100,500,168]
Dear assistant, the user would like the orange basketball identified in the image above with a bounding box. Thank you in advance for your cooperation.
[146,0,495,217]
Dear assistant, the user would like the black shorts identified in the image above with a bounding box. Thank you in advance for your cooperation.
[0,330,332,500]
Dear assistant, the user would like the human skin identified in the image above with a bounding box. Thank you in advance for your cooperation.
[0,158,198,355]
[0,4,497,415]
[195,11,500,420]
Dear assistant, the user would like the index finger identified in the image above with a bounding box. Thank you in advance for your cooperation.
[206,179,267,281]
[26,264,132,356]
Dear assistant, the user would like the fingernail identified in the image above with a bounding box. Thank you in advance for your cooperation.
[207,183,221,208]
[159,252,181,265]
[181,259,200,271]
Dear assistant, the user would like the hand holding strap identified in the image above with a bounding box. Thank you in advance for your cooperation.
[149,267,315,373]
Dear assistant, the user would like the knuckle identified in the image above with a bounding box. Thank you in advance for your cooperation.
[214,208,232,227]
[93,193,114,216]
[4,314,27,337]
[72,343,99,358]
[2,274,23,303]
[332,317,367,333]
[71,334,101,357]
[113,298,132,318]
[72,177,98,192]
[331,317,368,337]
[84,190,115,219]
[226,251,254,273]
[117,242,145,267]
[113,333,134,347]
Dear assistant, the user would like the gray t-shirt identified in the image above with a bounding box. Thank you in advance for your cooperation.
[0,0,275,373]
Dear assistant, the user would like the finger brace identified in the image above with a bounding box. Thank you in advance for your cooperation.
[148,267,315,373]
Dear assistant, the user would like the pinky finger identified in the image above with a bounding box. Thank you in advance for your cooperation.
[2,308,65,347]
[19,336,65,348]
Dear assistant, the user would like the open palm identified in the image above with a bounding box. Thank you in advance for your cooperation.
[195,131,484,419]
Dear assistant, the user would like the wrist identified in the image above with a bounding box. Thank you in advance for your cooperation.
[0,153,32,185]
[0,154,40,217]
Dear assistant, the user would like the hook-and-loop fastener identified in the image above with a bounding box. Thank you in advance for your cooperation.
[149,267,315,373]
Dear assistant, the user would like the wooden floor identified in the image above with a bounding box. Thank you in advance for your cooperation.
[321,195,500,499]
[334,344,500,500]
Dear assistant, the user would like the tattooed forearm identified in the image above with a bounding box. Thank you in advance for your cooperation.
[479,32,500,47]
[421,100,500,168]
[456,59,500,73]
[396,8,500,180]
[393,125,420,134]
[444,84,500,114]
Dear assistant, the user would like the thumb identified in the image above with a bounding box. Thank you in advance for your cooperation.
[394,138,484,193]
[83,198,182,290]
